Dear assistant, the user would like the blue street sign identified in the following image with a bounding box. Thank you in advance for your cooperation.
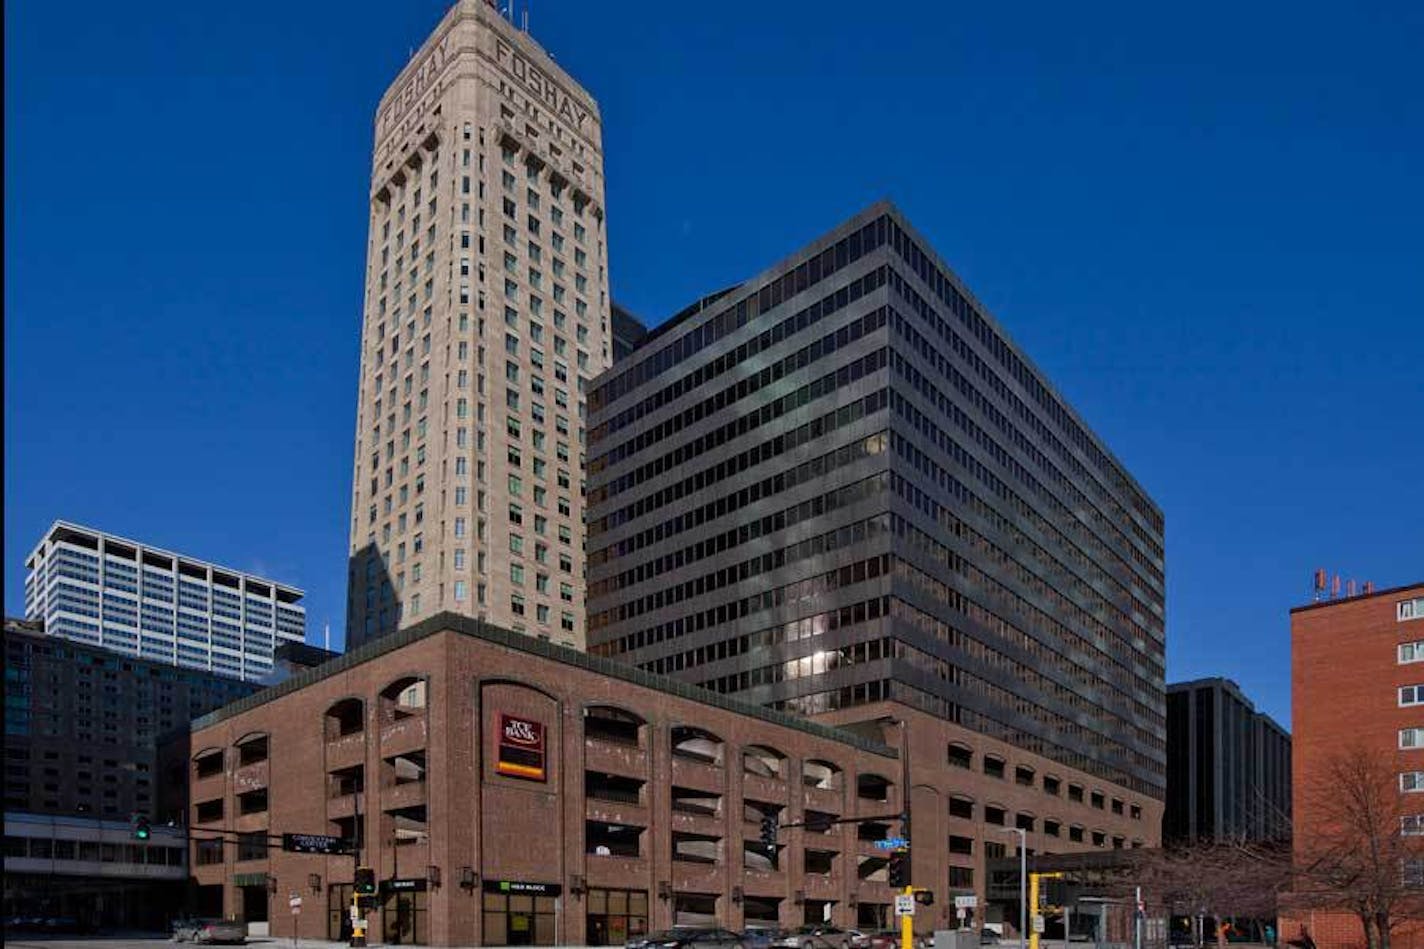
[874,837,908,850]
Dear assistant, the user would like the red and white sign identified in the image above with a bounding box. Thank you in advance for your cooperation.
[496,714,546,781]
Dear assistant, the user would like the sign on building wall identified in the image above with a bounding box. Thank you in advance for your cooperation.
[496,714,546,781]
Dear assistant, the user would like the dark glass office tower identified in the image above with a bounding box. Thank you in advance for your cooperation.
[586,202,1166,798]
[1165,677,1292,841]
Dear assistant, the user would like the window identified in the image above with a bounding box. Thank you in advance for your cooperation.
[949,796,974,819]
[1043,776,1061,796]
[948,744,972,769]
[1068,825,1084,842]
[1091,791,1106,810]
[983,755,1005,779]
[1403,728,1424,749]
[454,581,467,602]
[1401,597,1424,622]
[1402,642,1424,664]
[1403,815,1424,836]
[1068,784,1084,803]
[1401,685,1424,707]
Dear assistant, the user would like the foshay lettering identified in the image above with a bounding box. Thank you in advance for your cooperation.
[495,37,590,130]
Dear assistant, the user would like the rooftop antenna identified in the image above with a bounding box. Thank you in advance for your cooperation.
[1313,568,1327,602]
[323,619,331,652]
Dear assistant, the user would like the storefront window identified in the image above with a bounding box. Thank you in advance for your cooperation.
[586,888,648,945]
[483,892,556,946]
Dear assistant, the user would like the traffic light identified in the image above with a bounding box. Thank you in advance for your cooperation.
[354,866,377,895]
[888,848,910,887]
[759,814,779,850]
[130,813,151,841]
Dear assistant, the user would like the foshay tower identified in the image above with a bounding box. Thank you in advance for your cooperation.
[348,1,612,648]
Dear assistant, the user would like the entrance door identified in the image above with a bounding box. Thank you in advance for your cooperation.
[240,885,270,936]
[382,891,425,945]
[328,884,353,942]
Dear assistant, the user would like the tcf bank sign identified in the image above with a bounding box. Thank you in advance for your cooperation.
[496,714,546,781]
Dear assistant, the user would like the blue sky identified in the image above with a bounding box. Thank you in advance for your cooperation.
[5,0,1421,725]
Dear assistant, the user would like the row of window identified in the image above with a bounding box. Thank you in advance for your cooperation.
[887,297,1161,630]
[890,388,1160,692]
[890,339,1160,675]
[593,301,887,474]
[589,380,887,541]
[886,268,1162,586]
[592,216,888,410]
[884,218,1162,538]
[590,452,889,599]
[593,264,888,442]
[890,462,1154,726]
[892,555,1160,792]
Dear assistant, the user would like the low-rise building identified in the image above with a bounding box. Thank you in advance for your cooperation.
[182,611,1155,946]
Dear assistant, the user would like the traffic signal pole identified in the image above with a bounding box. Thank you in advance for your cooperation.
[901,886,915,949]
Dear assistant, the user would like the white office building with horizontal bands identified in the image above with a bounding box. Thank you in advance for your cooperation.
[23,521,306,682]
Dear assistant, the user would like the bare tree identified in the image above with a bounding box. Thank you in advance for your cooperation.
[1293,744,1424,949]
[1135,839,1291,946]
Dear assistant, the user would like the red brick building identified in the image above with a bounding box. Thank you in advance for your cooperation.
[1285,582,1424,949]
[182,613,1156,946]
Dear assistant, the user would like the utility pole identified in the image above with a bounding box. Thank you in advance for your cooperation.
[999,827,1027,949]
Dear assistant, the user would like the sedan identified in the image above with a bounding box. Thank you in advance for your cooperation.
[772,926,855,949]
[179,919,246,944]
[628,929,746,949]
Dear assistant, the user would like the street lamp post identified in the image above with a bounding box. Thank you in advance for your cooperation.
[999,827,1027,949]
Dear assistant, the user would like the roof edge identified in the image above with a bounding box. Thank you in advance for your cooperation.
[192,611,899,759]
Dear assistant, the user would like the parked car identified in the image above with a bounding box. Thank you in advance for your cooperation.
[174,918,245,944]
[744,929,790,949]
[628,928,746,949]
[772,925,855,949]
[863,931,900,949]
[979,930,1001,946]
[847,931,871,949]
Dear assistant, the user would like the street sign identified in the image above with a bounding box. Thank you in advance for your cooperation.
[895,895,916,917]
[289,897,303,908]
[957,908,967,920]
[1032,916,1046,934]
[282,833,351,855]
[875,837,909,850]
[955,895,979,910]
